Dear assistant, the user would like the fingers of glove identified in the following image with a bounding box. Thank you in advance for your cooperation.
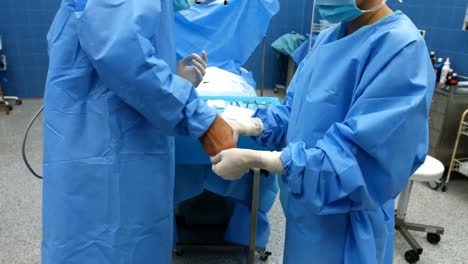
[190,53,207,68]
[211,161,244,181]
[180,53,203,67]
[201,50,208,65]
[210,153,223,164]
[192,59,206,76]
[193,65,204,86]
[232,131,239,144]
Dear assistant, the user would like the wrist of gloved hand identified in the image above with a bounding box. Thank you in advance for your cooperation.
[225,117,264,137]
[211,148,283,181]
[246,150,284,175]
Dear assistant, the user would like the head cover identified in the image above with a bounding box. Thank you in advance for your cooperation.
[316,0,387,24]
[173,0,196,12]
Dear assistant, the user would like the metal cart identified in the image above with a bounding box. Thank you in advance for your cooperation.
[440,109,468,191]
[175,169,271,263]
[174,96,280,263]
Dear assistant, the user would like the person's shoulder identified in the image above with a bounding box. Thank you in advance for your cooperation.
[372,12,425,49]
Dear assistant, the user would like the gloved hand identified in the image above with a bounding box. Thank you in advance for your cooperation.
[177,51,208,87]
[224,117,264,143]
[199,116,237,157]
[211,149,283,180]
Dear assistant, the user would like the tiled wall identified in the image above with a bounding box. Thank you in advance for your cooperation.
[3,1,467,97]
[388,0,468,77]
[244,0,311,90]
[0,0,304,97]
[0,0,61,98]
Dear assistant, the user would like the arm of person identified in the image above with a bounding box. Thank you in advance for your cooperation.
[251,89,295,149]
[76,0,215,138]
[280,40,435,214]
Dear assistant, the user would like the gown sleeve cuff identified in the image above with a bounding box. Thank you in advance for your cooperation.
[252,108,278,148]
[280,146,303,195]
[177,78,218,138]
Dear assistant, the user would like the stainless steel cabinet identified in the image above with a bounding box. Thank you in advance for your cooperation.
[428,85,468,167]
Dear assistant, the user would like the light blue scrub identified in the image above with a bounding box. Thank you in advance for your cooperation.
[42,0,217,263]
[174,0,279,73]
[254,12,435,264]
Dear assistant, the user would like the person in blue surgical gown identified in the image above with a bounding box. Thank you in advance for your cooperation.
[211,0,435,263]
[41,0,236,263]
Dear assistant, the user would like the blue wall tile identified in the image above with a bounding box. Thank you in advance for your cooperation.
[0,0,61,98]
[2,1,468,97]
[388,1,468,77]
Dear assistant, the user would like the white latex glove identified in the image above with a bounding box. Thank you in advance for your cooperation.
[211,149,283,181]
[177,51,208,87]
[224,117,264,143]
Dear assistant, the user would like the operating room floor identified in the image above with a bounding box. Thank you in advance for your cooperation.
[1,98,467,264]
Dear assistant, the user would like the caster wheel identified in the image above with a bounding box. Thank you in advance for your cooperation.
[404,250,420,263]
[442,185,448,192]
[259,251,271,261]
[15,99,22,105]
[174,249,184,257]
[7,105,12,111]
[428,181,439,190]
[427,233,441,244]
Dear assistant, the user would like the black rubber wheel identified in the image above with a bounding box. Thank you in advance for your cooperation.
[429,181,440,190]
[15,99,22,105]
[259,251,271,261]
[7,105,12,111]
[441,185,448,192]
[404,250,420,263]
[427,233,441,244]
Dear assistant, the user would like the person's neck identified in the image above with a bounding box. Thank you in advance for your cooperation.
[346,5,393,35]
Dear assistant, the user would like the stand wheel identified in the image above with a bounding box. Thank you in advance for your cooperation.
[404,250,420,263]
[427,233,441,244]
[428,181,439,190]
[441,185,448,192]
[174,249,184,257]
[7,105,12,111]
[258,250,272,261]
[15,99,22,105]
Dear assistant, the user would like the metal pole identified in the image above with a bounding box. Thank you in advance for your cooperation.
[261,36,266,97]
[248,169,261,263]
[308,1,317,53]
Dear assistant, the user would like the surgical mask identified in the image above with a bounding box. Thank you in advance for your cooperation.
[173,0,195,12]
[316,0,387,24]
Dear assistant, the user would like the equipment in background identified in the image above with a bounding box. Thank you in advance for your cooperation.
[271,32,305,93]
[427,84,468,191]
[0,35,22,115]
[437,109,468,191]
[395,156,445,264]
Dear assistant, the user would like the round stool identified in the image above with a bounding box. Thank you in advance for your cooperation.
[411,156,445,183]
[396,156,445,263]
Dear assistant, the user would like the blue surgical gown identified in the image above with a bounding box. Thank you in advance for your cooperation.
[42,0,216,263]
[254,12,435,264]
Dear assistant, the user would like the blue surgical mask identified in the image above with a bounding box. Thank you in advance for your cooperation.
[316,0,387,24]
[173,0,196,12]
